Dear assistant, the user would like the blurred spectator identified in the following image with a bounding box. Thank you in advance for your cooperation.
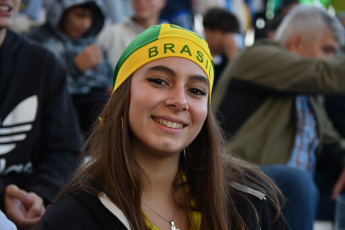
[202,7,241,85]
[159,0,194,30]
[197,0,251,46]
[193,0,223,16]
[27,0,113,137]
[9,0,47,34]
[255,0,299,40]
[265,0,299,39]
[205,7,318,230]
[336,12,345,51]
[101,0,133,23]
[324,12,345,144]
[212,4,345,223]
[98,0,166,68]
[265,14,284,39]
[222,0,252,33]
[0,0,82,229]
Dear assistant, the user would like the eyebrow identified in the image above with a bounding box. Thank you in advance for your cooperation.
[145,65,209,87]
[146,65,175,75]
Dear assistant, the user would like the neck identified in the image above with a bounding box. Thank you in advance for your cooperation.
[134,17,159,30]
[143,157,180,192]
[137,151,188,230]
[135,150,180,193]
[0,29,7,46]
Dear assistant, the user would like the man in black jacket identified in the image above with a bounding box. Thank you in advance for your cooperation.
[0,0,82,229]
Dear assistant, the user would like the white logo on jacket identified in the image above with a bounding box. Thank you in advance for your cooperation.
[0,95,37,175]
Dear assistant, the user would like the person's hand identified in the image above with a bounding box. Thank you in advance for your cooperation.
[332,167,345,200]
[223,32,238,59]
[5,184,46,230]
[74,43,103,71]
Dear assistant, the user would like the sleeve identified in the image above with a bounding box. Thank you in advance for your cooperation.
[259,198,290,230]
[0,183,6,211]
[37,191,128,230]
[37,196,97,230]
[229,167,290,230]
[227,40,345,95]
[0,210,17,230]
[25,48,83,205]
[28,27,87,82]
[325,95,345,137]
[97,25,123,69]
[68,59,85,80]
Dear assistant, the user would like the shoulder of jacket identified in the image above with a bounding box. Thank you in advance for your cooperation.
[230,181,267,200]
[98,193,132,230]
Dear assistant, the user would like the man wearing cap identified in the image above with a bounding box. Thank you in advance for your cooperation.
[0,0,82,229]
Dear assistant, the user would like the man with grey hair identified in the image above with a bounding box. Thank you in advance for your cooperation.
[212,3,345,226]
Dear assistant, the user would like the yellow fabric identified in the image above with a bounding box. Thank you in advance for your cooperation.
[144,172,202,230]
[113,24,214,102]
[144,211,202,230]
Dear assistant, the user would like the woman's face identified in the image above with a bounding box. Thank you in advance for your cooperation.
[132,0,165,22]
[59,6,93,39]
[129,57,209,156]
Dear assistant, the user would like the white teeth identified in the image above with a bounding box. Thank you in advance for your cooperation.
[154,118,183,129]
[0,6,10,12]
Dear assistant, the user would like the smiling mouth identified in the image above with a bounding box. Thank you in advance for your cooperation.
[153,118,184,129]
[0,5,10,12]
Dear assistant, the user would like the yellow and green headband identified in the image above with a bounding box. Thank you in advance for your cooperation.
[112,24,214,102]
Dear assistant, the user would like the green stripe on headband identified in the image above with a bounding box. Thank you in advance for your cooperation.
[113,25,161,87]
[112,24,214,102]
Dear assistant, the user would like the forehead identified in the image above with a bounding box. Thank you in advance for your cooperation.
[134,57,208,78]
[314,30,339,47]
[67,5,93,14]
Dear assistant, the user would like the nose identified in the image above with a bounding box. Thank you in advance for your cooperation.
[166,86,189,112]
[82,17,92,30]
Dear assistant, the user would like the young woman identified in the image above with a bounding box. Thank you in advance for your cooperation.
[37,24,288,230]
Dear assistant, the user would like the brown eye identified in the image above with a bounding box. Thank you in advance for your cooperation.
[146,78,168,86]
[188,88,206,96]
[322,46,337,55]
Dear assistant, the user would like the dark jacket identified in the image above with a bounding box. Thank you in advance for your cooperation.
[37,181,288,230]
[37,190,128,230]
[0,30,82,209]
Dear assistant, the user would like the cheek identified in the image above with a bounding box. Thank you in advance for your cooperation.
[64,17,75,31]
[128,94,147,137]
[128,85,155,121]
[128,90,142,124]
[192,103,208,127]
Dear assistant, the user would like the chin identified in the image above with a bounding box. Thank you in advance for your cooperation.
[153,145,183,156]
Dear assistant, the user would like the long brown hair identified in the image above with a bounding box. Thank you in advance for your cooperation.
[58,75,283,229]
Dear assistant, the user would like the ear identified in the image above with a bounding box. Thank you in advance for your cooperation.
[286,35,306,55]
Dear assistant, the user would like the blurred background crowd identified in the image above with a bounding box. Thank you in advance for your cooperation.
[2,0,345,229]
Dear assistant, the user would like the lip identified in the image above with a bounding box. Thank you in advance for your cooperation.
[152,116,187,133]
[134,6,147,14]
[0,3,12,17]
[74,30,85,37]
